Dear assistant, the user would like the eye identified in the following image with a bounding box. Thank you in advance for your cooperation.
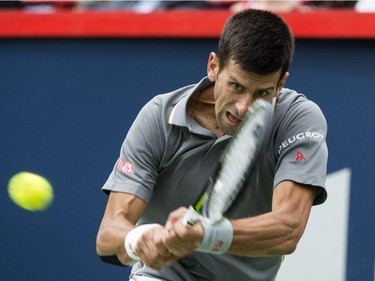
[256,90,270,97]
[231,83,244,92]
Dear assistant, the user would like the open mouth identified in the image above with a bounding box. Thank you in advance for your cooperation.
[226,112,241,126]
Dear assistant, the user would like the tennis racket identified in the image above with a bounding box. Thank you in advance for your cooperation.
[181,98,273,225]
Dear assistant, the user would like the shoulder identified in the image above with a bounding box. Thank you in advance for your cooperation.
[272,88,328,156]
[277,88,323,112]
[141,83,197,118]
[275,88,327,129]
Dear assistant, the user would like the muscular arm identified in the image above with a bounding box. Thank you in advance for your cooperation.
[166,180,318,258]
[96,191,147,265]
[228,180,318,256]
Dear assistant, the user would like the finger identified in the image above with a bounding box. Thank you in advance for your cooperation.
[138,244,170,270]
[138,228,175,270]
[154,228,174,257]
[166,207,188,226]
[167,222,203,255]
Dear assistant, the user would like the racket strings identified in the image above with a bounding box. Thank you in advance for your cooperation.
[205,100,272,222]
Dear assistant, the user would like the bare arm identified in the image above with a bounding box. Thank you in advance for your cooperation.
[228,180,318,256]
[96,191,175,269]
[96,191,147,265]
[165,180,318,258]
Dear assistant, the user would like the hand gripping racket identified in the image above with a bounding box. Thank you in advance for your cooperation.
[181,98,273,225]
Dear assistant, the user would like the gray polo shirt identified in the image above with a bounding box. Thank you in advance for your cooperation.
[102,77,328,281]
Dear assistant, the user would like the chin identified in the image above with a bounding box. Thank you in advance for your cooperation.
[222,126,236,136]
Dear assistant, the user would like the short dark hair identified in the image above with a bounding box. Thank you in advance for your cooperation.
[218,9,295,78]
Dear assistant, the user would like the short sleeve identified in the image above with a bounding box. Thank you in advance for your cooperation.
[273,98,328,205]
[101,97,166,203]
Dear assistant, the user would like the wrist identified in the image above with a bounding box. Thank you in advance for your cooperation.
[196,217,233,254]
[124,224,160,261]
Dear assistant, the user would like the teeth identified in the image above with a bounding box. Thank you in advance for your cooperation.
[227,113,240,124]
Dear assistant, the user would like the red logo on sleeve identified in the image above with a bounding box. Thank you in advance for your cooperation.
[117,158,134,174]
[296,151,306,162]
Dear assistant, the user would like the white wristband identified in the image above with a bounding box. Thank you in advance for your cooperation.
[197,217,233,254]
[125,224,160,261]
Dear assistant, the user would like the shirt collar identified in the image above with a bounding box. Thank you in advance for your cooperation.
[168,77,213,127]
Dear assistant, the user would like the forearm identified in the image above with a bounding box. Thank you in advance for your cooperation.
[96,192,147,265]
[96,216,135,265]
[227,182,318,257]
[228,210,301,256]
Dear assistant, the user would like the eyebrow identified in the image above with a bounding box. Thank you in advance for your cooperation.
[229,75,275,91]
[255,86,275,93]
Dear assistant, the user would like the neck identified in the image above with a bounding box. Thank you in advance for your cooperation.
[188,87,224,138]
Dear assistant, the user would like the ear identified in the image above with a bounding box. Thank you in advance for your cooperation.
[207,52,219,82]
[277,72,289,93]
[273,72,289,109]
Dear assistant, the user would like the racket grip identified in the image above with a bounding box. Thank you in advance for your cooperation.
[181,206,202,227]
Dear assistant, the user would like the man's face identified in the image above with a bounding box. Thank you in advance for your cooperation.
[207,53,287,136]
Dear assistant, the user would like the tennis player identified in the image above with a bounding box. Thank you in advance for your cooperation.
[96,9,328,281]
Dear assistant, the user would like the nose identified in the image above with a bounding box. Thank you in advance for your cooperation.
[236,95,254,117]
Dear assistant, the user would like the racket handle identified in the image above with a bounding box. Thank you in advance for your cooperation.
[181,206,202,227]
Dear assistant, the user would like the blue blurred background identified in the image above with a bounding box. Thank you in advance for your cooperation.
[1,38,374,280]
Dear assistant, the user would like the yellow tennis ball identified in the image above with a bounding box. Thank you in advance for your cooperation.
[8,172,54,212]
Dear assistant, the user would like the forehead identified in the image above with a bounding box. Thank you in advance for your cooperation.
[220,59,282,86]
